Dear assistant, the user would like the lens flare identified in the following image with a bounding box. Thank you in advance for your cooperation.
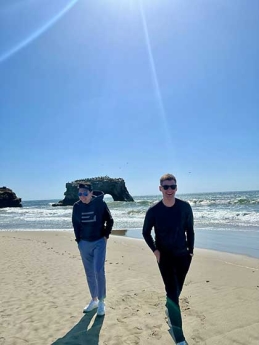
[139,1,172,149]
[0,0,79,64]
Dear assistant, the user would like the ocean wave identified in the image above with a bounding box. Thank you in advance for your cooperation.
[106,200,156,209]
[126,210,146,216]
[189,198,259,206]
[1,192,259,232]
[3,207,72,216]
[195,226,259,233]
[194,210,259,227]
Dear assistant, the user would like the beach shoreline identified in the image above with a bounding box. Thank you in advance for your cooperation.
[2,227,259,260]
[1,231,259,344]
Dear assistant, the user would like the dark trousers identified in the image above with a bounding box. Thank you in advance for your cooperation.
[158,252,192,343]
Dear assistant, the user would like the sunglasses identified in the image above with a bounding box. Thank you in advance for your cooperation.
[78,191,89,197]
[162,184,177,190]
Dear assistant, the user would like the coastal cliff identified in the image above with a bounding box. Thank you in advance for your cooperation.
[0,187,22,208]
[53,176,134,206]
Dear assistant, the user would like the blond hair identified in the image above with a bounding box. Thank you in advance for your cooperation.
[160,173,177,185]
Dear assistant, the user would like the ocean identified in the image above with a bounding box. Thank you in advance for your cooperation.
[1,191,259,259]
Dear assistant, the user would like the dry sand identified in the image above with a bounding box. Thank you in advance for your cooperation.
[0,231,258,345]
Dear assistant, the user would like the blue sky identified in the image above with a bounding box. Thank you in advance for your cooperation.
[1,0,259,200]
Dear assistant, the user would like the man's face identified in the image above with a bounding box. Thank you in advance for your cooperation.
[159,179,177,199]
[78,188,92,204]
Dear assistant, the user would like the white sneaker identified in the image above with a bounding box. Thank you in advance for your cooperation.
[97,300,105,316]
[83,300,99,313]
[176,341,187,345]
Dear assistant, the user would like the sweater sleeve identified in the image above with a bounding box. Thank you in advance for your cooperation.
[102,203,114,239]
[185,204,195,254]
[142,208,156,252]
[72,204,81,243]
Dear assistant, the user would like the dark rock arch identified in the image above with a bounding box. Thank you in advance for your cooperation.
[53,176,134,206]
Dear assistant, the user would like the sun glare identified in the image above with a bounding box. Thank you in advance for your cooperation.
[0,0,79,64]
[139,0,172,149]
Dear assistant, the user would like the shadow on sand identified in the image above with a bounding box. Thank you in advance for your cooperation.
[52,310,104,345]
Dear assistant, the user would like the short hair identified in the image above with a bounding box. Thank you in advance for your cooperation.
[78,182,92,191]
[160,173,177,185]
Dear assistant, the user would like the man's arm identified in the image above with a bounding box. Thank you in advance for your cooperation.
[72,204,81,243]
[142,208,156,252]
[103,203,114,239]
[186,204,195,255]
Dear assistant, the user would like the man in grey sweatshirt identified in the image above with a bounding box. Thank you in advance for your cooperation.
[72,182,113,316]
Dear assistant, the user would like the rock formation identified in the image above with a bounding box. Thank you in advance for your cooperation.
[0,187,22,208]
[52,176,134,206]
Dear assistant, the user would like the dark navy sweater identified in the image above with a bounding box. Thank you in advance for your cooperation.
[72,191,114,242]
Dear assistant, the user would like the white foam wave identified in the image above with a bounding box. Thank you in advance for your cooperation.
[189,198,259,206]
[194,209,259,227]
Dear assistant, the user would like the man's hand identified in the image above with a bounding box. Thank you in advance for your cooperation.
[154,249,160,263]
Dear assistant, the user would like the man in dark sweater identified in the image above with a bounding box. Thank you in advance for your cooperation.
[142,174,194,345]
[72,182,113,316]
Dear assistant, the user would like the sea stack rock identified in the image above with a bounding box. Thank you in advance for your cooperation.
[0,187,22,208]
[53,176,134,206]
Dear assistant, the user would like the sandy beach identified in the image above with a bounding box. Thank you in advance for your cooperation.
[0,231,258,345]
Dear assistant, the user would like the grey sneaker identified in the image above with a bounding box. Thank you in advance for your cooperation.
[83,300,99,313]
[97,300,105,316]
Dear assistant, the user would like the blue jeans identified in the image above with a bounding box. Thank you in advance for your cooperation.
[78,238,107,300]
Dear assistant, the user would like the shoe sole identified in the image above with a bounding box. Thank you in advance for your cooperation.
[83,305,98,313]
[97,312,105,316]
